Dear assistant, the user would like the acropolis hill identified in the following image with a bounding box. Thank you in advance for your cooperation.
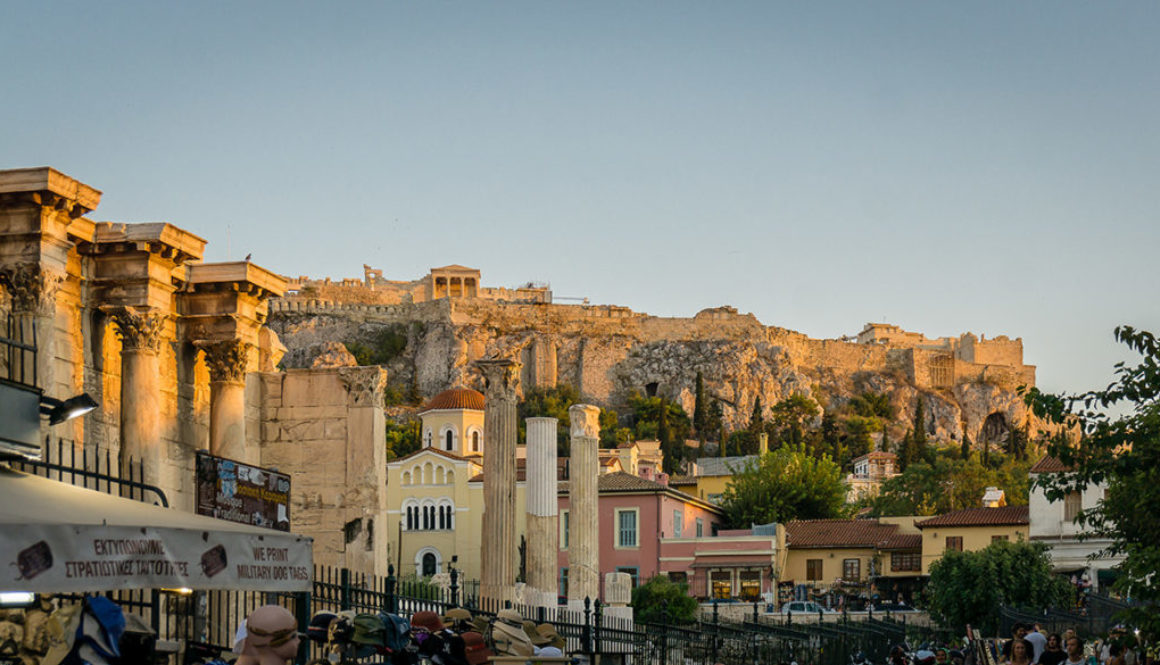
[269,265,1039,446]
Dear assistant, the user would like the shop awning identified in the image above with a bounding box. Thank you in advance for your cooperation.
[0,466,312,593]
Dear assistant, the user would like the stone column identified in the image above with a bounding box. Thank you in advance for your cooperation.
[200,340,250,462]
[603,571,635,621]
[105,306,166,485]
[1,264,61,395]
[525,416,559,609]
[568,403,601,609]
[477,358,520,604]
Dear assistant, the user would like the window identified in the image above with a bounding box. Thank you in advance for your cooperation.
[560,568,568,598]
[739,571,761,601]
[561,510,569,549]
[668,572,687,584]
[471,430,480,453]
[422,552,437,577]
[696,518,704,538]
[842,558,861,582]
[806,559,823,581]
[946,536,963,552]
[444,429,454,451]
[890,552,921,572]
[423,428,433,448]
[1064,491,1082,523]
[673,510,683,538]
[616,509,638,548]
[616,566,640,588]
[992,534,1009,543]
[711,571,732,599]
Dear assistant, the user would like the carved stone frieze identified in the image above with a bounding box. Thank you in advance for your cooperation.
[199,339,251,384]
[0,263,63,315]
[0,190,93,219]
[102,305,167,353]
[338,366,387,407]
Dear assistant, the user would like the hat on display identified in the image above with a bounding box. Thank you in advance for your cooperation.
[461,631,493,665]
[444,608,473,625]
[410,611,445,633]
[496,609,523,626]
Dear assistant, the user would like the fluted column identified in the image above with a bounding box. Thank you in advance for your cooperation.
[477,358,520,604]
[525,417,559,608]
[105,306,166,485]
[568,404,601,609]
[200,340,250,462]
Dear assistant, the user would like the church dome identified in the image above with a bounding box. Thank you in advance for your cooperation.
[421,386,485,412]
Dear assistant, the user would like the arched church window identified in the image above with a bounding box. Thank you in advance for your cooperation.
[422,553,437,577]
[445,429,454,451]
[472,431,480,453]
[423,428,433,448]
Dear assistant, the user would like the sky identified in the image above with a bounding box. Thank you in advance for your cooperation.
[3,2,1158,400]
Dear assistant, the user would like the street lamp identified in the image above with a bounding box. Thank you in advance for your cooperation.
[39,393,98,426]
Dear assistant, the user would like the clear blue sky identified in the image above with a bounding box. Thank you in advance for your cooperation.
[4,2,1158,398]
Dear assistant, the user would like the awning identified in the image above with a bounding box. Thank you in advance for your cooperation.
[689,557,774,568]
[0,466,312,593]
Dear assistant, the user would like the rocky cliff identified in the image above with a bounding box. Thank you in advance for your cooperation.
[267,298,1038,447]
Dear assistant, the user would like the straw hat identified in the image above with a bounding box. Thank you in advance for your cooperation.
[495,609,523,626]
[536,623,565,650]
[443,608,473,626]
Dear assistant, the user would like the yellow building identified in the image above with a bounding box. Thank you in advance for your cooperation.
[914,505,1030,574]
[418,386,486,457]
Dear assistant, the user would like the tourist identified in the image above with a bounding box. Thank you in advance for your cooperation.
[1006,639,1035,665]
[1026,624,1048,663]
[1039,634,1067,665]
[1064,636,1086,665]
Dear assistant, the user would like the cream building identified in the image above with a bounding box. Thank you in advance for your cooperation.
[915,505,1030,574]
[418,386,486,456]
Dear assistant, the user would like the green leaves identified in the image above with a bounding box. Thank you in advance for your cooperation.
[631,575,698,624]
[719,445,848,528]
[870,448,1032,517]
[926,540,1071,635]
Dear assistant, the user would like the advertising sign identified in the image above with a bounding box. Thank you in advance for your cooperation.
[196,452,291,532]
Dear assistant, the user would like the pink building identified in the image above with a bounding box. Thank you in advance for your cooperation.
[557,472,778,601]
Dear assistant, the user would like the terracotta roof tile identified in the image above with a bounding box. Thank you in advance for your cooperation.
[1029,455,1071,473]
[914,505,1029,529]
[878,533,923,550]
[420,386,485,412]
[785,519,905,549]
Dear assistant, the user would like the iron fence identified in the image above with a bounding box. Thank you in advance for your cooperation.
[999,593,1138,639]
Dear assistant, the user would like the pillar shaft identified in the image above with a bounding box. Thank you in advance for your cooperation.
[568,404,601,607]
[202,340,250,462]
[477,358,519,604]
[107,307,166,485]
[526,417,559,607]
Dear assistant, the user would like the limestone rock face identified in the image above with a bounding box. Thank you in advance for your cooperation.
[269,299,1039,446]
[308,341,358,368]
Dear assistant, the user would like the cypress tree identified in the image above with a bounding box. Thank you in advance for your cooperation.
[750,395,764,432]
[913,397,928,462]
[693,372,707,440]
[961,433,972,460]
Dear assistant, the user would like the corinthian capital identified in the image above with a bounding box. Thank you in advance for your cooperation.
[102,305,167,352]
[0,263,63,315]
[199,340,251,383]
[475,357,520,403]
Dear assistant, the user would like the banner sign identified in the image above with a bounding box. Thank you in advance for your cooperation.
[196,452,291,532]
[1,524,312,593]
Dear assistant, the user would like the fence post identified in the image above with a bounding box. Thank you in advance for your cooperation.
[754,600,759,623]
[787,609,793,626]
[712,599,719,663]
[340,567,352,610]
[386,564,397,614]
[660,611,668,665]
[294,590,312,664]
[594,598,603,656]
[583,596,593,656]
[449,558,460,608]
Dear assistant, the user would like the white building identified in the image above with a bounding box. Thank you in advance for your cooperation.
[1028,455,1123,591]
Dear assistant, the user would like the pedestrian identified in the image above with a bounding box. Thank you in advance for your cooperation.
[1004,624,1031,660]
[1064,636,1086,665]
[1026,624,1048,664]
[1039,633,1067,665]
[1006,639,1034,665]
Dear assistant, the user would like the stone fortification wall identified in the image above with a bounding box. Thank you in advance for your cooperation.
[268,294,1039,447]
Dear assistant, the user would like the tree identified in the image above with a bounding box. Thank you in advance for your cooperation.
[1025,326,1160,640]
[518,384,619,455]
[896,429,914,471]
[693,372,708,440]
[769,394,818,448]
[870,448,1032,516]
[719,445,848,528]
[631,575,698,624]
[850,392,894,420]
[925,540,1071,635]
[749,395,764,433]
[960,433,971,460]
[384,418,422,460]
[913,397,929,462]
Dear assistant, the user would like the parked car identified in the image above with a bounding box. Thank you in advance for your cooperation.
[775,600,834,615]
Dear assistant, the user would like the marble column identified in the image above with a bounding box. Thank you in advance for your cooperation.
[568,403,601,609]
[105,306,166,485]
[477,358,520,604]
[525,416,559,609]
[200,340,250,462]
